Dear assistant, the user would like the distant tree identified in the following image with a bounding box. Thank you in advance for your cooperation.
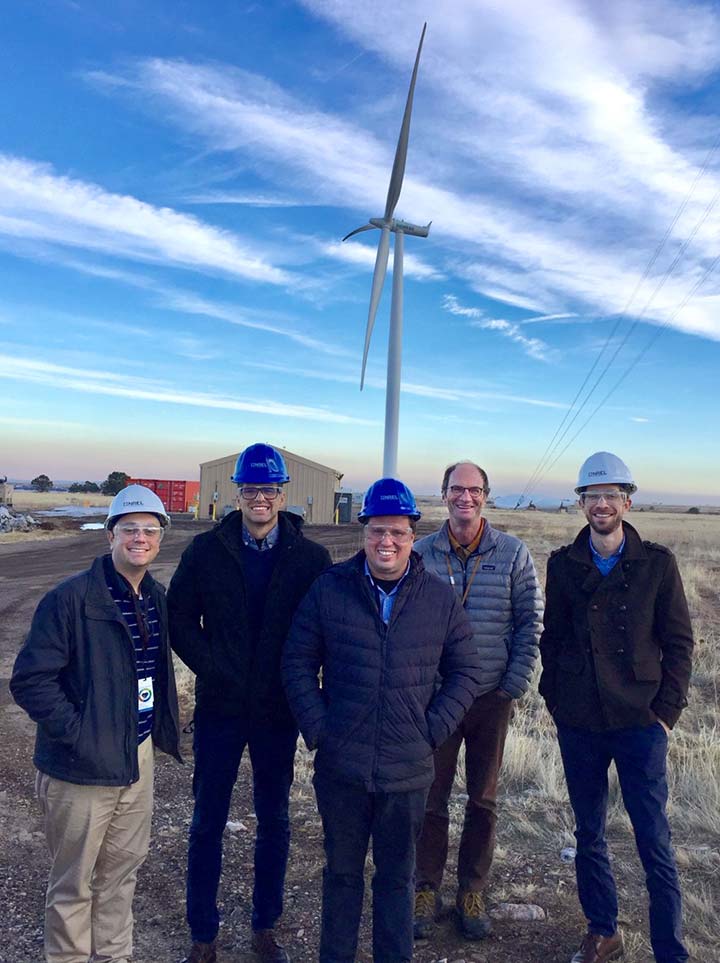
[686,506,700,515]
[31,474,53,492]
[101,471,130,496]
[69,481,101,493]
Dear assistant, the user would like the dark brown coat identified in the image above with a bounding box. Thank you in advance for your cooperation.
[539,521,693,730]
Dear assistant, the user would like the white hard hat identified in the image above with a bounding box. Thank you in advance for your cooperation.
[575,451,637,495]
[106,484,171,530]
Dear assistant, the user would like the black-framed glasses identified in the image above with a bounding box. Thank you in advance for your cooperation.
[447,485,487,499]
[239,486,283,501]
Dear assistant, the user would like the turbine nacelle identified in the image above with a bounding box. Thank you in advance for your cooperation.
[369,217,431,237]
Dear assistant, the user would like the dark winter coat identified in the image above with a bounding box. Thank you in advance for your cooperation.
[10,556,181,786]
[168,509,331,725]
[539,522,693,730]
[282,551,482,792]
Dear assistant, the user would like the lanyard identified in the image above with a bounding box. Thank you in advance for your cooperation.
[446,552,482,606]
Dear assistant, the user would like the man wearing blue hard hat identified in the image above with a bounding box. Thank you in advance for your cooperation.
[283,477,482,963]
[168,444,331,963]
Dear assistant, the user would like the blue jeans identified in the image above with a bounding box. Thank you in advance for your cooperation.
[314,772,427,963]
[187,711,297,942]
[556,722,687,963]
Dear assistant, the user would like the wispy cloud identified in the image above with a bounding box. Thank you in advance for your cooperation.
[320,239,442,281]
[443,294,556,362]
[0,353,377,425]
[105,4,720,341]
[245,358,567,409]
[0,415,85,429]
[0,154,292,285]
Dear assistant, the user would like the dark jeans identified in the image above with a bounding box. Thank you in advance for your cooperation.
[416,688,513,892]
[314,771,427,963]
[557,721,688,963]
[187,710,297,942]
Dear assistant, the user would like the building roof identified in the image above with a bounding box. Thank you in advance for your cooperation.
[199,445,342,479]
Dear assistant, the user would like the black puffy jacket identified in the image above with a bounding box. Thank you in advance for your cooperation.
[10,556,181,786]
[168,510,331,725]
[283,551,482,792]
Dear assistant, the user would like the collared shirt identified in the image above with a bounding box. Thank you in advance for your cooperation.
[242,521,279,551]
[103,554,160,745]
[364,559,410,624]
[589,533,626,576]
[448,517,485,564]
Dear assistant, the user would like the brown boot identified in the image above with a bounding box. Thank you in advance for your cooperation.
[250,929,290,963]
[456,890,492,940]
[570,930,624,963]
[180,940,217,963]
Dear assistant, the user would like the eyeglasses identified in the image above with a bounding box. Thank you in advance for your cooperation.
[239,486,283,501]
[115,524,164,540]
[365,525,414,543]
[580,491,627,505]
[447,485,487,499]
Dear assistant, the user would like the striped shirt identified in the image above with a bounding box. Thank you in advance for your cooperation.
[103,555,161,744]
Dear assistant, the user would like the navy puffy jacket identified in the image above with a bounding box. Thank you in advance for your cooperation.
[283,551,482,792]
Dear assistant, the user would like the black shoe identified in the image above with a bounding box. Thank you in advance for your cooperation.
[180,940,217,963]
[251,929,290,963]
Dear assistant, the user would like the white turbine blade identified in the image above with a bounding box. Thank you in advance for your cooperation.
[384,22,426,221]
[360,226,391,390]
[342,223,376,242]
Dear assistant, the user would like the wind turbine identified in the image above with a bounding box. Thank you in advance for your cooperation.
[343,23,430,478]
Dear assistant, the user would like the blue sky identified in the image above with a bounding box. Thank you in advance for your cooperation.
[1,0,719,503]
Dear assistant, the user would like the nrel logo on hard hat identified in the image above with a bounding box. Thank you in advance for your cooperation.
[250,462,267,468]
[588,470,607,477]
[122,499,144,506]
[380,494,399,501]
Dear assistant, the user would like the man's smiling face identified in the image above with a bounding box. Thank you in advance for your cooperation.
[580,484,631,536]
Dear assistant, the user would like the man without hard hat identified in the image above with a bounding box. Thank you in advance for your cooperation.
[10,485,181,963]
[168,443,331,963]
[283,478,482,962]
[539,452,693,963]
[413,461,543,941]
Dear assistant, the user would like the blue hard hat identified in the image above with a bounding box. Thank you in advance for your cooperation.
[231,443,290,484]
[358,477,421,522]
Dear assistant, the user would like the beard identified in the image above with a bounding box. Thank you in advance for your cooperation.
[587,513,623,536]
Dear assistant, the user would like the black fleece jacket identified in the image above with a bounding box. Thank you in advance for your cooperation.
[168,510,331,726]
[10,555,181,786]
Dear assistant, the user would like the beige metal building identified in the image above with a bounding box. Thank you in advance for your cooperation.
[199,446,343,524]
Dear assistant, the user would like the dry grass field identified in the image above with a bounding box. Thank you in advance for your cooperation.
[10,490,113,512]
[289,505,719,961]
[2,498,717,960]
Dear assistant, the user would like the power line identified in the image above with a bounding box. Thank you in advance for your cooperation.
[514,135,720,506]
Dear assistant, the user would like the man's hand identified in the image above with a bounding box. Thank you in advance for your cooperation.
[657,717,671,736]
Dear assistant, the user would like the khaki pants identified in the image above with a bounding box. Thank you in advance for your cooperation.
[36,736,154,963]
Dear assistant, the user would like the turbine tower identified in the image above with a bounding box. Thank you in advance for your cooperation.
[343,23,430,478]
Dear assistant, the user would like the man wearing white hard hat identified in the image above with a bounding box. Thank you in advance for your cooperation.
[539,453,693,963]
[10,484,181,963]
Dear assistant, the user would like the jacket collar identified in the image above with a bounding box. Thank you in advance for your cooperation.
[84,554,158,621]
[567,520,647,565]
[216,508,301,566]
[434,518,498,555]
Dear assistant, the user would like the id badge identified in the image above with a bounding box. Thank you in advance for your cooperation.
[138,676,155,713]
